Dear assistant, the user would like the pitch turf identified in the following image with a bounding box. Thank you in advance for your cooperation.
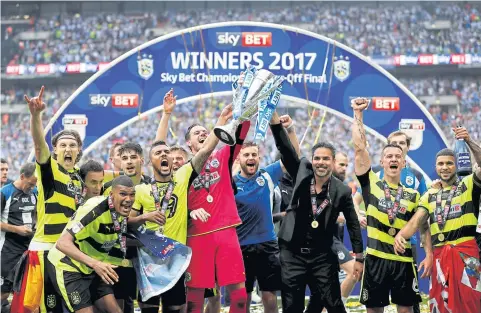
[134,293,430,312]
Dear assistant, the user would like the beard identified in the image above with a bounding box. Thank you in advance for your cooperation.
[439,172,457,183]
[154,165,171,177]
[240,162,259,176]
[314,166,332,178]
[333,171,345,182]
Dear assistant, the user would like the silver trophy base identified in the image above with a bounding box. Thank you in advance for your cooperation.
[214,122,238,146]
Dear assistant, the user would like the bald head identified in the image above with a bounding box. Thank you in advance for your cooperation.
[333,151,349,182]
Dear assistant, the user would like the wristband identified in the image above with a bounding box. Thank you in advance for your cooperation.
[285,122,295,130]
[355,257,364,263]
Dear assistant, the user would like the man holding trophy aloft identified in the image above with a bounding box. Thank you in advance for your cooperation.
[155,67,283,313]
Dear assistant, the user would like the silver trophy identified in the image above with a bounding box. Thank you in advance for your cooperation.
[214,69,284,145]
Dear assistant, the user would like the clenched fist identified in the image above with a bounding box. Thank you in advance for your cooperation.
[351,97,370,112]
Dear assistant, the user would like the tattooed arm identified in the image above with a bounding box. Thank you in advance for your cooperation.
[351,98,371,176]
[191,104,233,173]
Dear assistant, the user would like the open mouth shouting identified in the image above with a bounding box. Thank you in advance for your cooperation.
[246,160,257,172]
[64,153,74,166]
[160,159,170,170]
[119,201,132,216]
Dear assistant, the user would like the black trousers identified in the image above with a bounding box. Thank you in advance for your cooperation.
[280,245,346,313]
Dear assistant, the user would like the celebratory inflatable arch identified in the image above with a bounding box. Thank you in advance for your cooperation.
[29,22,445,295]
[32,22,449,180]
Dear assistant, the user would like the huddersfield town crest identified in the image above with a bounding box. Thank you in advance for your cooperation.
[137,54,154,80]
[333,56,350,82]
[46,294,56,308]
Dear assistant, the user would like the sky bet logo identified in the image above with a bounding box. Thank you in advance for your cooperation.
[216,32,272,47]
[89,94,139,108]
[371,97,400,111]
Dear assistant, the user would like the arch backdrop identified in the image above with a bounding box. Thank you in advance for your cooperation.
[33,22,450,295]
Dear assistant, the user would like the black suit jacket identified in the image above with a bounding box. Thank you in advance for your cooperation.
[271,123,363,254]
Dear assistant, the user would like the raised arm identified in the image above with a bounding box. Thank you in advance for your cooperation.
[191,104,233,173]
[351,98,371,175]
[155,89,177,142]
[279,115,300,157]
[270,111,300,179]
[25,86,50,164]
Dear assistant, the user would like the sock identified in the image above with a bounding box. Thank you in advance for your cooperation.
[124,298,134,313]
[186,288,205,313]
[141,307,160,313]
[229,288,247,313]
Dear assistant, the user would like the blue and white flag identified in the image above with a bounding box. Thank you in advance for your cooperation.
[130,228,192,301]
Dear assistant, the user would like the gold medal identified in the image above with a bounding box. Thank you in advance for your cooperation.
[311,221,319,228]
[388,227,396,236]
[206,195,213,203]
[121,259,130,267]
[438,233,445,242]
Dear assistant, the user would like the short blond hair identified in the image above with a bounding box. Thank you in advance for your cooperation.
[387,131,411,148]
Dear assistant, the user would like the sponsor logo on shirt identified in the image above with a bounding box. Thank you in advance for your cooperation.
[101,239,117,251]
[19,205,35,211]
[406,175,414,186]
[377,198,389,210]
[191,172,221,190]
[70,222,84,234]
[210,159,220,168]
[447,204,462,219]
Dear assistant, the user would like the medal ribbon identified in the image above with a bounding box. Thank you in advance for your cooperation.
[150,178,176,214]
[435,180,459,230]
[198,160,211,195]
[310,178,330,220]
[382,181,403,225]
[69,172,86,207]
[107,195,127,260]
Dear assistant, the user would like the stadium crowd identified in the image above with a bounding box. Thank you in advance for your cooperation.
[2,1,481,65]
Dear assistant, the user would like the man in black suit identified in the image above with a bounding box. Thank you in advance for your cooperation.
[269,110,364,313]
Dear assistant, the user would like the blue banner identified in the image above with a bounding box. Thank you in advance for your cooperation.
[130,228,192,301]
[133,246,191,302]
[37,21,448,180]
